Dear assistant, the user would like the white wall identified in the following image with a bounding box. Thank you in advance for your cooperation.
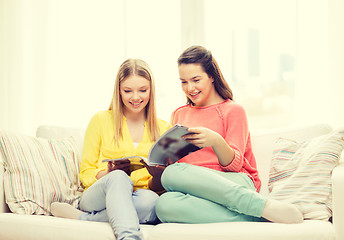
[1,0,126,135]
[294,0,330,125]
[124,0,183,123]
[294,0,344,128]
[328,0,344,128]
[0,0,184,136]
[0,0,7,131]
[1,0,344,136]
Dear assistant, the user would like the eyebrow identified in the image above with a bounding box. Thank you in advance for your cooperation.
[121,85,149,89]
[180,76,201,81]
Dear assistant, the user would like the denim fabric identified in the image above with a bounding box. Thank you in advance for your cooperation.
[78,170,159,240]
[156,163,266,224]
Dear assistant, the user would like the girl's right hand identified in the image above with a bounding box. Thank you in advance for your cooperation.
[183,127,221,148]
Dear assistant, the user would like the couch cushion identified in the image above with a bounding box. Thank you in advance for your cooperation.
[0,213,154,240]
[148,220,334,240]
[268,128,344,220]
[0,130,82,215]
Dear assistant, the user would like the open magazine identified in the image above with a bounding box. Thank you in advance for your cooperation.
[102,125,201,172]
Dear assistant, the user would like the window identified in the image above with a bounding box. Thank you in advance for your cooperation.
[203,0,297,129]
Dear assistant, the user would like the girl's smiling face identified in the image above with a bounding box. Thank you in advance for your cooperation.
[120,74,151,114]
[178,63,216,107]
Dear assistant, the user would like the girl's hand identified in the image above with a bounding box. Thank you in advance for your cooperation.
[140,159,172,178]
[140,159,173,192]
[183,127,222,148]
[185,127,235,166]
[96,159,131,179]
[107,159,131,175]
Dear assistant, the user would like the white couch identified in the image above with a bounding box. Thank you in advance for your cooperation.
[0,124,343,240]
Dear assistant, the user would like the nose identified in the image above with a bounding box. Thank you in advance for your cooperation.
[187,82,195,92]
[132,91,140,100]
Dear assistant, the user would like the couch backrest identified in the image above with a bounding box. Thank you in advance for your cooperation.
[36,125,86,156]
[36,123,333,196]
[1,123,333,213]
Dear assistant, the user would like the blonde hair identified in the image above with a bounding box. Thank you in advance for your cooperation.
[109,59,160,144]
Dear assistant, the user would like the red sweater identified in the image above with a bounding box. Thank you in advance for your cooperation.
[171,99,261,191]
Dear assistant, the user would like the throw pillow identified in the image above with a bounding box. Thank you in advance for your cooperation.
[268,128,344,220]
[0,130,82,215]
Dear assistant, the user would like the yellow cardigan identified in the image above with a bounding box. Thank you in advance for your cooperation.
[79,110,171,191]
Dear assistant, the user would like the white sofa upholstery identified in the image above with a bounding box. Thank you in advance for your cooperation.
[0,124,343,240]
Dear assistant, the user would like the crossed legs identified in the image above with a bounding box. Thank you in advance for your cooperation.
[156,163,303,224]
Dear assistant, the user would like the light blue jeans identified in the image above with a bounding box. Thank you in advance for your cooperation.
[78,170,159,240]
[156,163,266,223]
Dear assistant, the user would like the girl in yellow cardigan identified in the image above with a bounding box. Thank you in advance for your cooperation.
[51,59,170,240]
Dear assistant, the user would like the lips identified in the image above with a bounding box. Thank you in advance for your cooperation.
[189,92,200,99]
[130,101,143,108]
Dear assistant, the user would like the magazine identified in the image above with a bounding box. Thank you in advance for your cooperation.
[102,124,201,171]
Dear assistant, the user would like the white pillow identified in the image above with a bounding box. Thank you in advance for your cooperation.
[0,130,82,215]
[268,128,344,220]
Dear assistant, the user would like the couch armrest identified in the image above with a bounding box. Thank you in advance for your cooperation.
[0,159,9,213]
[332,160,344,240]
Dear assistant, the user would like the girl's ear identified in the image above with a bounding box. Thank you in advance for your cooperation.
[207,73,214,83]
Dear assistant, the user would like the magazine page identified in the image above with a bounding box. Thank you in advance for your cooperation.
[101,125,200,166]
[148,125,200,165]
[102,156,146,162]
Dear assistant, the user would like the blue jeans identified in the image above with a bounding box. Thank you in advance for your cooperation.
[78,170,159,240]
[156,163,266,223]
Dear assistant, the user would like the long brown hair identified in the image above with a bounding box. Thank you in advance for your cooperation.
[109,59,160,144]
[177,45,233,104]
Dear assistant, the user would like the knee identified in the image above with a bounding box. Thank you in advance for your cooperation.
[156,192,183,223]
[134,189,159,210]
[107,169,130,179]
[161,163,188,190]
[106,170,133,187]
[133,189,159,223]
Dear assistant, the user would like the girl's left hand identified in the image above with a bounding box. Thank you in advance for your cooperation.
[183,127,221,148]
[140,158,173,179]
[140,159,173,192]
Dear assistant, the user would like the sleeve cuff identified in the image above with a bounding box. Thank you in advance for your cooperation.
[221,147,242,172]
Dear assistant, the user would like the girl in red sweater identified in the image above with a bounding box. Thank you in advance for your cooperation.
[154,46,303,224]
